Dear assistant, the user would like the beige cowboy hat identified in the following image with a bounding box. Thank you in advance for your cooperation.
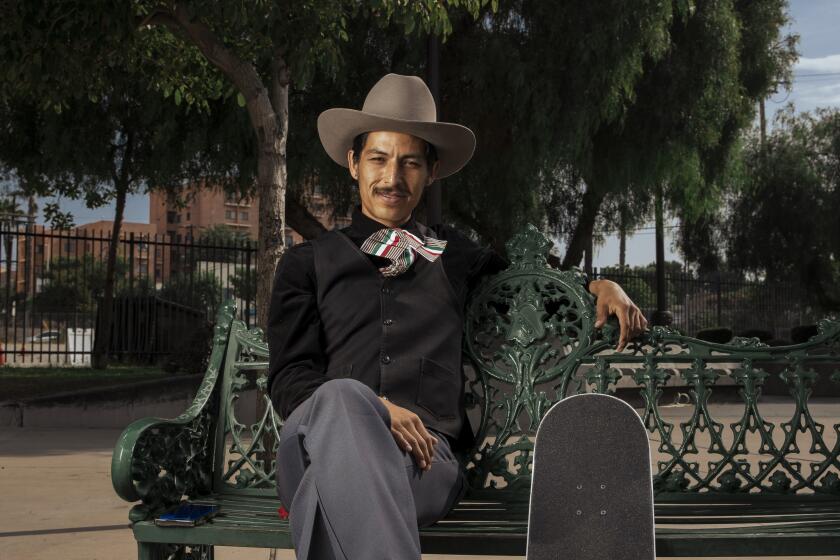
[317,73,476,179]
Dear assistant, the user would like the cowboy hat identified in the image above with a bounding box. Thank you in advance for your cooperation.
[317,73,476,179]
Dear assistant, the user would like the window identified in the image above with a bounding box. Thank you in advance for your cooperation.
[240,211,249,221]
[186,212,191,221]
[225,210,235,220]
[167,211,178,224]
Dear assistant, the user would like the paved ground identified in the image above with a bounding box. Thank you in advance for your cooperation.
[2,424,839,560]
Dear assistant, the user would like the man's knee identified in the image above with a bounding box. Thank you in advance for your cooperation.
[312,378,382,412]
[314,377,368,397]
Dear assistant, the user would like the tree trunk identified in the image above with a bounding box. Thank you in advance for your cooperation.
[619,214,627,269]
[562,180,606,269]
[163,7,289,331]
[92,177,129,369]
[253,55,290,331]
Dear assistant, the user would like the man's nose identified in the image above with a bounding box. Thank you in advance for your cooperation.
[381,159,403,185]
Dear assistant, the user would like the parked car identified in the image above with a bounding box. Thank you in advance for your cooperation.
[25,330,61,343]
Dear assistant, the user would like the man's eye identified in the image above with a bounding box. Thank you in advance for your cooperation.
[405,161,419,167]
[370,157,384,162]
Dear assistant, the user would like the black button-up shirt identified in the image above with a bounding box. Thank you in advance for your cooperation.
[267,208,509,420]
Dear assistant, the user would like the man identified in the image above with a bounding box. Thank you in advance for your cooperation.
[268,73,646,560]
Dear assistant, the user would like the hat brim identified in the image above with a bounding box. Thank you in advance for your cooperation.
[317,108,476,179]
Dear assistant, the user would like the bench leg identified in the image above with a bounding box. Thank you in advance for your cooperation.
[137,543,214,560]
[137,542,167,560]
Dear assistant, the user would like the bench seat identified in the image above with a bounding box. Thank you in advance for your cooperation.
[130,492,840,556]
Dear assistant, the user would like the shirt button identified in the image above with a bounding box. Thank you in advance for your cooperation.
[381,287,391,295]
[383,319,394,326]
[381,354,391,365]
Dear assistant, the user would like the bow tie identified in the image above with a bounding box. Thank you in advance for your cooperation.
[360,228,447,277]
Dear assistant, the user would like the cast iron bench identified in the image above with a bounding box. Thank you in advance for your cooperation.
[112,225,840,558]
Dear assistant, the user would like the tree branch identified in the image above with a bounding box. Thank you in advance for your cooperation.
[142,4,274,134]
[270,47,290,117]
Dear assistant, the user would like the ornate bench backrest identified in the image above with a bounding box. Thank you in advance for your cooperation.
[462,225,840,500]
[209,225,840,502]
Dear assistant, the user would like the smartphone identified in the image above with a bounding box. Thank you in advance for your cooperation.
[154,503,220,527]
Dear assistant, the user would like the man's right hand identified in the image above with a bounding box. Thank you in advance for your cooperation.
[379,397,438,471]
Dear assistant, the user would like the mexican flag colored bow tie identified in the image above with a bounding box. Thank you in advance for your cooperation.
[360,228,447,277]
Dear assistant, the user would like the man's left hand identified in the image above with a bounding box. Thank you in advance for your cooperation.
[588,279,648,351]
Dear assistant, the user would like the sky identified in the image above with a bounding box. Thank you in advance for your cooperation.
[28,0,840,268]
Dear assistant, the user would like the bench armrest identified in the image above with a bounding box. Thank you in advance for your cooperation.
[111,303,234,522]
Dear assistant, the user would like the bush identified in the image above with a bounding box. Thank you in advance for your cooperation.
[695,327,733,344]
[791,324,818,344]
[735,329,773,342]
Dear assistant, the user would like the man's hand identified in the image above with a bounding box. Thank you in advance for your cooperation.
[379,397,437,471]
[588,279,648,351]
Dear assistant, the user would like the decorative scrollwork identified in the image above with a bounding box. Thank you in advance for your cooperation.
[128,404,216,522]
[463,226,594,495]
[729,336,770,349]
[461,224,840,499]
[218,318,280,491]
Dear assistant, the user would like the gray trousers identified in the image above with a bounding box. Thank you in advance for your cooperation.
[275,378,466,560]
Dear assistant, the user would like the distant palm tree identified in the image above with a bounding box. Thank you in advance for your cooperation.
[0,195,24,314]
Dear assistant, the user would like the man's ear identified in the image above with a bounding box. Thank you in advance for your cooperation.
[427,160,440,185]
[347,149,358,179]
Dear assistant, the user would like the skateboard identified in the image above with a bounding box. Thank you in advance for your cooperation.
[526,393,655,560]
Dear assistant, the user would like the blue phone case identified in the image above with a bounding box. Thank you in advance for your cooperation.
[155,503,220,527]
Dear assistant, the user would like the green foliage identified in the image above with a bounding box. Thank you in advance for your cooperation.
[196,224,251,245]
[32,255,129,313]
[725,108,840,309]
[230,266,257,304]
[159,271,223,317]
[190,225,254,264]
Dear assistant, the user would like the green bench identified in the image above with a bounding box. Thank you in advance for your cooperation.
[112,225,840,558]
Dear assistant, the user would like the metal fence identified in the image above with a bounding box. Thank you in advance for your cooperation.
[0,224,256,367]
[592,267,819,340]
[0,223,819,366]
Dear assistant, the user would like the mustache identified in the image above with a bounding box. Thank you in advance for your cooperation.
[372,186,409,197]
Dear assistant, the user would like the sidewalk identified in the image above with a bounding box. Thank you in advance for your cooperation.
[1,426,839,560]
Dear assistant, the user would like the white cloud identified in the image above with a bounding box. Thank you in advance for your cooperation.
[795,54,840,74]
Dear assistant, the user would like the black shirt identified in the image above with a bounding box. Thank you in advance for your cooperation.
[267,208,509,420]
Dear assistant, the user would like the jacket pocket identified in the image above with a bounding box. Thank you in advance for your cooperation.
[416,358,459,420]
[325,363,354,379]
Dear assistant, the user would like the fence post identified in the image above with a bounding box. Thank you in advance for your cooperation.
[244,244,252,329]
[651,184,672,326]
[128,232,135,292]
[716,272,722,327]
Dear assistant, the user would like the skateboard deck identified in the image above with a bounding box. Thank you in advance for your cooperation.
[526,393,655,560]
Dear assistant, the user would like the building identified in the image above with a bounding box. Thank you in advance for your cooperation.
[150,186,258,241]
[149,185,350,246]
[11,221,160,296]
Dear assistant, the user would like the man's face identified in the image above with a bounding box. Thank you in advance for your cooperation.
[347,131,439,227]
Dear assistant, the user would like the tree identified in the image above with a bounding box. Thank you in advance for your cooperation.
[0,44,246,367]
[295,0,794,263]
[2,1,495,329]
[230,266,257,305]
[32,254,138,314]
[725,108,840,310]
[559,0,797,268]
[132,1,495,329]
[160,271,223,318]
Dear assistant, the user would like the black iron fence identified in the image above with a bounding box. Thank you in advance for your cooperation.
[0,224,819,366]
[592,267,819,341]
[0,224,256,367]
